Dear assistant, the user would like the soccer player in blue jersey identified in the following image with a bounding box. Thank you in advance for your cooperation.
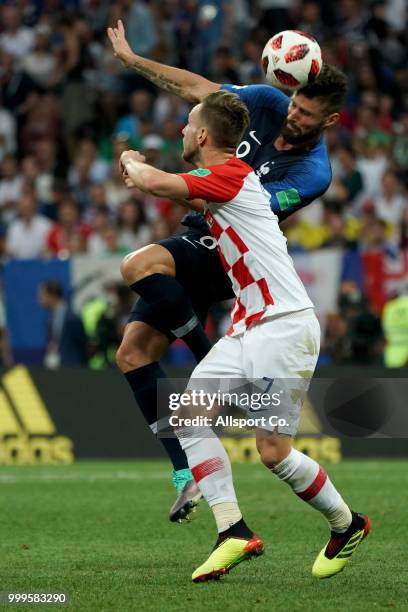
[108,21,347,522]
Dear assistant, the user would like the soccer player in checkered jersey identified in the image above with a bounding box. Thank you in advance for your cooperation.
[108,21,352,524]
[119,91,371,583]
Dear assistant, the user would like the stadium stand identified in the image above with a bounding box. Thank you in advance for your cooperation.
[0,0,407,367]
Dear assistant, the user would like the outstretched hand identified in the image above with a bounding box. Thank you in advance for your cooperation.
[120,150,146,166]
[107,19,133,65]
[120,150,146,188]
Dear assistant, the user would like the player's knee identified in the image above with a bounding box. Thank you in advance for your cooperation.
[257,437,289,469]
[120,244,175,285]
[120,250,146,285]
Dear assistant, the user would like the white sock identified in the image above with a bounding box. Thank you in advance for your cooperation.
[177,426,239,510]
[272,448,352,532]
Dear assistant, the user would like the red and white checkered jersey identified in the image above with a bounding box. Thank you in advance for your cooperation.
[179,157,313,336]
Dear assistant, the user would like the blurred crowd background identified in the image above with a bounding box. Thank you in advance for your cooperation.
[0,0,407,369]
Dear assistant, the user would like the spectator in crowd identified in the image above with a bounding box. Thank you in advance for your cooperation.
[91,281,135,367]
[87,209,112,255]
[38,279,88,367]
[398,204,408,249]
[85,184,111,223]
[210,46,240,84]
[6,193,51,259]
[356,138,390,201]
[297,0,326,41]
[257,0,295,35]
[0,97,16,162]
[382,284,408,367]
[33,139,65,205]
[21,24,58,89]
[373,170,406,228]
[360,216,395,253]
[20,94,59,153]
[72,138,110,185]
[320,311,350,365]
[331,145,363,206]
[338,282,384,364]
[47,197,92,257]
[0,5,34,60]
[238,38,263,83]
[393,112,408,177]
[0,52,39,120]
[110,0,157,60]
[68,155,94,211]
[321,209,357,250]
[97,224,129,256]
[140,134,165,168]
[114,89,154,142]
[117,198,151,252]
[321,281,384,366]
[104,154,132,213]
[0,155,23,223]
[152,93,189,130]
[56,15,95,151]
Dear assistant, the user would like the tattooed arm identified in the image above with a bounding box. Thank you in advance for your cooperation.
[107,20,220,104]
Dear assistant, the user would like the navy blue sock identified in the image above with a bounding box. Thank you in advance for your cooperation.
[124,362,189,471]
[130,274,211,362]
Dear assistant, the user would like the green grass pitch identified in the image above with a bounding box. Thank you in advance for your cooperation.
[0,459,407,611]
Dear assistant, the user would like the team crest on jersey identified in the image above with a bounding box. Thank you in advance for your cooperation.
[189,168,212,177]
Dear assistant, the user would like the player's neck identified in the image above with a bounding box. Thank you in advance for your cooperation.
[197,147,235,168]
[274,135,317,152]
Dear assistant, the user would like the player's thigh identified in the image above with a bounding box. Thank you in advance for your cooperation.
[122,229,232,340]
[243,310,320,379]
[121,243,176,284]
[122,230,222,341]
[162,230,233,300]
[243,310,320,436]
[116,320,169,371]
[190,335,244,379]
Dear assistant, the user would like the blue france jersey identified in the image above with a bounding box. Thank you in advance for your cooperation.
[182,84,332,229]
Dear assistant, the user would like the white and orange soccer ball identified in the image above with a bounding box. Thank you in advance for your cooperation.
[261,30,322,91]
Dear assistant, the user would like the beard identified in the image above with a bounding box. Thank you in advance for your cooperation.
[280,119,325,145]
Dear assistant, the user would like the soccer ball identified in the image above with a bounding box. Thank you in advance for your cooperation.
[261,30,322,91]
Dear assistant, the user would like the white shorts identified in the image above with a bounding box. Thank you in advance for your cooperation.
[187,309,320,436]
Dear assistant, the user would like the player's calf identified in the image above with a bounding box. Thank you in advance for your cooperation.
[116,321,193,491]
[116,321,167,373]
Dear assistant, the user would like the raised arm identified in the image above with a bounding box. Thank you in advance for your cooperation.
[107,20,220,104]
[120,150,188,198]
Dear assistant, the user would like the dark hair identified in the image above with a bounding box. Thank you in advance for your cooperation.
[199,91,250,149]
[41,280,63,299]
[298,63,348,115]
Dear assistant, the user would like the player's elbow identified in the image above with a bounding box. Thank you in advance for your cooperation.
[195,81,221,102]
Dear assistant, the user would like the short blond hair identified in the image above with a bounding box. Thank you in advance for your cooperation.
[199,90,250,149]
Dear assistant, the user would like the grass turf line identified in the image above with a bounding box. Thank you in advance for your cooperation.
[0,460,407,612]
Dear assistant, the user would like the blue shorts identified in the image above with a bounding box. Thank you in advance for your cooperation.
[128,229,233,341]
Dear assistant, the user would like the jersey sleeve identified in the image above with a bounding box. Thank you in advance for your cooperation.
[263,161,332,221]
[221,84,289,118]
[178,163,247,203]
